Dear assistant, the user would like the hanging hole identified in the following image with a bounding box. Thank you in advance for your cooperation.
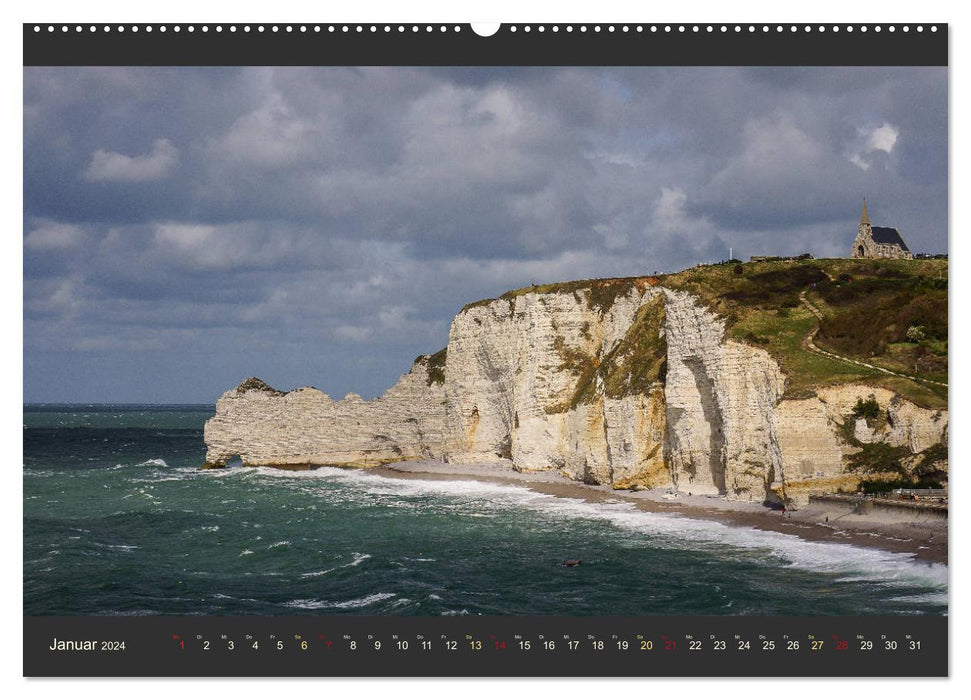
[471,23,500,37]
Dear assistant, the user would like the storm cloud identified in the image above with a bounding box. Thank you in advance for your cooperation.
[23,66,947,403]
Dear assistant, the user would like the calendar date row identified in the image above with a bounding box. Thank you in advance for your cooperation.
[178,633,924,654]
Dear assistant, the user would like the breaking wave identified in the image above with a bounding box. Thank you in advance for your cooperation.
[249,465,947,600]
[286,592,396,610]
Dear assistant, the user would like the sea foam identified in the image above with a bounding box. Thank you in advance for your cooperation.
[251,466,948,598]
[300,552,372,578]
[286,592,396,610]
[136,458,168,467]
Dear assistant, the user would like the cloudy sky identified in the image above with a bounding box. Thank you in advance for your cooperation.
[23,66,947,403]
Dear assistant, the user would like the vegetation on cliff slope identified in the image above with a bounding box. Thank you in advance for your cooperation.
[236,377,286,396]
[413,348,448,386]
[600,294,667,399]
[462,277,647,318]
[836,399,945,489]
[544,337,598,414]
[814,261,947,383]
[457,258,946,409]
[545,294,666,413]
[660,258,947,408]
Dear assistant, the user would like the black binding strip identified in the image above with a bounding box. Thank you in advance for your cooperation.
[24,23,947,67]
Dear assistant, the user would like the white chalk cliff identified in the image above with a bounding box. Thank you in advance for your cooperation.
[204,281,947,504]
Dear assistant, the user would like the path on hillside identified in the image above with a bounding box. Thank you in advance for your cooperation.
[798,290,948,389]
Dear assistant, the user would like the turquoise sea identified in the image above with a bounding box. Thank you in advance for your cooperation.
[23,406,947,616]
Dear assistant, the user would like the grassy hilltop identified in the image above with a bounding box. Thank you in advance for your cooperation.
[662,258,947,408]
[462,258,947,409]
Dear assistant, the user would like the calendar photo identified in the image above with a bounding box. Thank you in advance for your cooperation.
[21,22,948,678]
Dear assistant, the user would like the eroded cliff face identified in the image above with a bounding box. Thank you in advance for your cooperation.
[662,290,788,500]
[441,285,668,490]
[772,385,948,505]
[204,284,948,504]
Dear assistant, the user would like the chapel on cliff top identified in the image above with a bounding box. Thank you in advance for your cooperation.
[850,198,913,260]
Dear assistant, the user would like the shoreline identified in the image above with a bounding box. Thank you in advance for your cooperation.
[370,460,947,566]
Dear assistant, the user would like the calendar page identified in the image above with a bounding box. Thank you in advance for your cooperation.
[22,21,948,678]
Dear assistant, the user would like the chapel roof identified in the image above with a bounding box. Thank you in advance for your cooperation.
[870,226,911,252]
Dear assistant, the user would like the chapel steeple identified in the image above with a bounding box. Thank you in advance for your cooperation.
[860,197,870,227]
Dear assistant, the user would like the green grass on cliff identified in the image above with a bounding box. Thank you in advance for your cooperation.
[600,294,667,399]
[462,277,642,317]
[658,258,947,408]
[813,261,947,382]
[544,293,667,413]
[835,409,946,488]
[413,347,447,386]
[458,258,946,409]
[729,306,868,398]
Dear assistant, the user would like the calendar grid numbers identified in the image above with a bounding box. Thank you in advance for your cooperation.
[25,616,946,676]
